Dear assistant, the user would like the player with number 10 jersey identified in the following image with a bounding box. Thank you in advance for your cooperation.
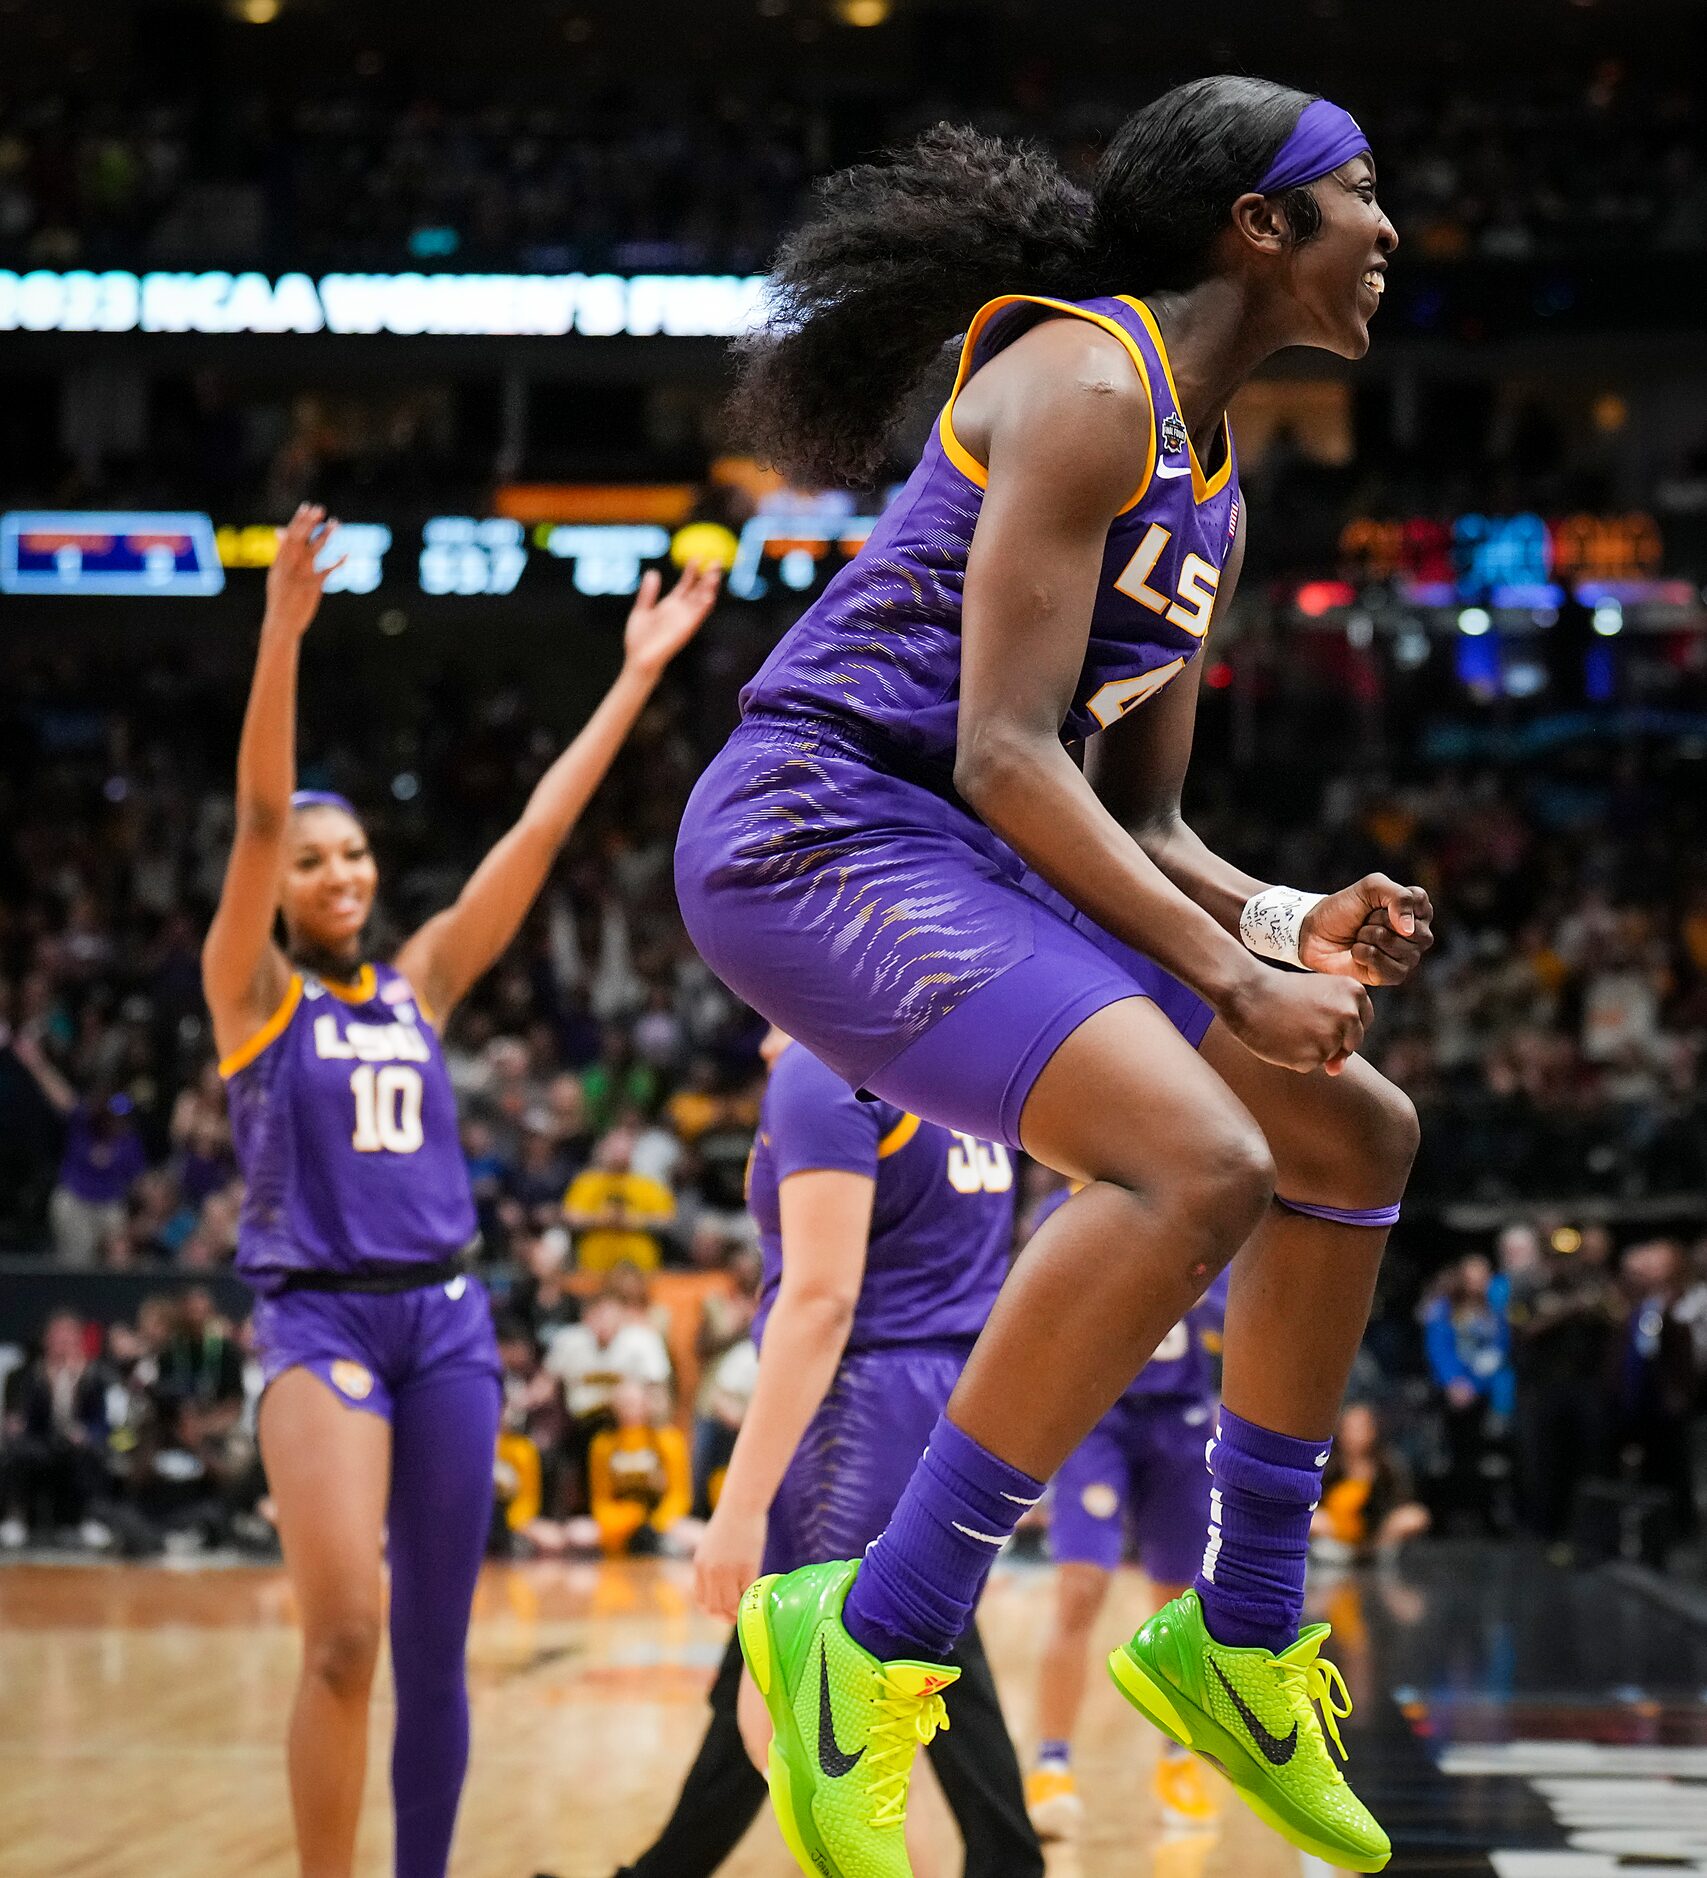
[204,506,719,1878]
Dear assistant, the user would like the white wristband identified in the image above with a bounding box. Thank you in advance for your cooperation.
[1239,886,1326,968]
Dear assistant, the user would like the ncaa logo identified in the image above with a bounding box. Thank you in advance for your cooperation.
[1160,411,1190,456]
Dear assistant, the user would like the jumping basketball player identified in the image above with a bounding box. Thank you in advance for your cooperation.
[675,78,1429,1876]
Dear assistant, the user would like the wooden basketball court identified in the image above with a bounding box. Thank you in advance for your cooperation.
[0,1557,1305,1878]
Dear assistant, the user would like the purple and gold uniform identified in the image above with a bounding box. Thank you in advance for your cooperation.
[747,1041,1014,1571]
[1035,1187,1227,1583]
[676,293,1234,1144]
[222,962,497,1416]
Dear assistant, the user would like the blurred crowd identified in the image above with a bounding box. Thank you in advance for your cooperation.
[1,1289,263,1556]
[1,59,1702,272]
[1,635,1702,1254]
[0,1253,763,1558]
[1393,1222,1703,1566]
[2,569,1706,1560]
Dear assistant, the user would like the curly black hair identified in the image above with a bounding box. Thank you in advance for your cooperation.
[730,75,1323,489]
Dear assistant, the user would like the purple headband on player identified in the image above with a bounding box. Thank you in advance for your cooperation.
[289,788,359,817]
[1255,98,1369,195]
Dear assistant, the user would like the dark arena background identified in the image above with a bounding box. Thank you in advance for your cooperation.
[3,1,1707,1874]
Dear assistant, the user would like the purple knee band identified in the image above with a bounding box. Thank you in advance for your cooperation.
[1277,1196,1401,1229]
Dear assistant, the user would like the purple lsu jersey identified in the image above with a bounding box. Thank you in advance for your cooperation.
[747,1042,1015,1351]
[223,962,477,1291]
[1033,1185,1226,1401]
[739,292,1240,777]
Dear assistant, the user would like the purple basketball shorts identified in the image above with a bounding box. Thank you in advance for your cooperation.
[250,1273,500,1423]
[764,1341,971,1574]
[676,717,1212,1148]
[1048,1392,1214,1585]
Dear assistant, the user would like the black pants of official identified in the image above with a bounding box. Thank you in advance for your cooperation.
[0,1433,110,1531]
[617,1619,1044,1877]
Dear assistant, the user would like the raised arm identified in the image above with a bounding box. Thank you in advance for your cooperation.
[1088,510,1434,987]
[201,505,341,1064]
[5,1027,77,1116]
[693,1166,873,1620]
[395,562,720,1024]
[952,318,1374,1073]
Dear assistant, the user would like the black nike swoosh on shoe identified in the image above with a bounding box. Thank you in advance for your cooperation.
[819,1641,865,1777]
[1209,1659,1299,1765]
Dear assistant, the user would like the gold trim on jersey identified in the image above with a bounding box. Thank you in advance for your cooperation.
[321,964,378,1004]
[876,1112,922,1159]
[1118,299,1234,506]
[937,295,1158,515]
[218,974,304,1078]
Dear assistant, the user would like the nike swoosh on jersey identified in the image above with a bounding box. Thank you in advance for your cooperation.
[818,1642,865,1777]
[1153,462,1193,478]
[1209,1659,1299,1765]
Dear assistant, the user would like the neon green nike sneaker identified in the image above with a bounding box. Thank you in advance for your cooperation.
[1109,1590,1389,1872]
[737,1559,957,1877]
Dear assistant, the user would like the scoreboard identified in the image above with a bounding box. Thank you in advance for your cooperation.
[1,503,1690,623]
[1,512,225,596]
[0,505,879,605]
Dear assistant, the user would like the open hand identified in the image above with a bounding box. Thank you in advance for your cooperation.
[623,561,721,679]
[1298,874,1434,987]
[265,504,344,637]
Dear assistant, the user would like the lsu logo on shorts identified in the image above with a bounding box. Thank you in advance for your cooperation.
[330,1359,375,1401]
[1081,1482,1121,1521]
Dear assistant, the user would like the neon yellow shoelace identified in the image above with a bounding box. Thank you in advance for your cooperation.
[1275,1653,1355,1763]
[866,1674,952,1829]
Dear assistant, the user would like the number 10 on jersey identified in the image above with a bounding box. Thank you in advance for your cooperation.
[350,1064,425,1153]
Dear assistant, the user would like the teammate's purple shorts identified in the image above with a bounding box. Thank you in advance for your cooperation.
[675,716,1213,1149]
[765,1341,971,1574]
[250,1273,501,1423]
[1049,1393,1214,1585]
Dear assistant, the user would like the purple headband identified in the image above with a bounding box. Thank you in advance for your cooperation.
[1256,98,1369,195]
[289,789,359,817]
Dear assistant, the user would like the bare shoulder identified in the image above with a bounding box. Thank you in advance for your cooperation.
[958,315,1154,515]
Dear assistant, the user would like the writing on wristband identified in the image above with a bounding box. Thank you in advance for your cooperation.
[1239,886,1326,968]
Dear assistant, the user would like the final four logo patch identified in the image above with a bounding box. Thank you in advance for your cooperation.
[1160,411,1190,456]
[330,1360,375,1400]
[1081,1482,1120,1520]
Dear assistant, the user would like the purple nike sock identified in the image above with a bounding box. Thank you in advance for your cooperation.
[843,1414,1044,1664]
[1192,1406,1329,1652]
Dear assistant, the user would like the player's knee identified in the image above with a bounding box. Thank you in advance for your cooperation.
[1363,1075,1420,1191]
[1186,1117,1275,1252]
[1323,1070,1418,1199]
[305,1608,382,1700]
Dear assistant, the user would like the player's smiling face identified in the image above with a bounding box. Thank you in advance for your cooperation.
[281,805,377,960]
[1290,154,1396,360]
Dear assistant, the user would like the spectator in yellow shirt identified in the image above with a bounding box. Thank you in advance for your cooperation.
[585,1382,694,1555]
[563,1126,676,1272]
